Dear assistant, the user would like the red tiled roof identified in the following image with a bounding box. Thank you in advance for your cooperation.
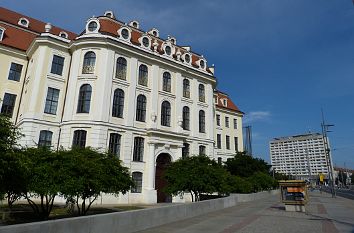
[98,17,212,74]
[215,91,243,113]
[0,7,77,51]
[0,22,36,51]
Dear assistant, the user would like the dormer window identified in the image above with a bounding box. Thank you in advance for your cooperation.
[183,53,192,65]
[200,60,205,69]
[165,46,171,55]
[59,31,68,39]
[0,28,5,41]
[168,36,176,45]
[18,18,29,27]
[86,19,100,33]
[129,20,140,29]
[162,43,174,57]
[223,99,227,107]
[118,27,131,42]
[142,37,149,47]
[139,35,151,49]
[104,11,115,19]
[148,28,159,37]
[197,58,207,70]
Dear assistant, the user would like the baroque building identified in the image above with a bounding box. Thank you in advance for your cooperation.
[0,7,243,204]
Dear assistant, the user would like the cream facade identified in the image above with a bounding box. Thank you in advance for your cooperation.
[0,8,243,204]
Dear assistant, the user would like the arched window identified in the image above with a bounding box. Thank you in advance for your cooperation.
[82,51,96,74]
[77,84,92,113]
[136,94,146,122]
[138,64,148,86]
[183,79,190,98]
[162,72,171,92]
[116,57,127,80]
[199,110,205,133]
[38,130,53,148]
[112,89,124,118]
[182,143,189,159]
[131,172,143,193]
[182,106,190,130]
[109,133,121,157]
[72,130,87,148]
[199,84,205,102]
[161,101,171,127]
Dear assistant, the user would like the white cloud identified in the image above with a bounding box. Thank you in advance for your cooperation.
[244,111,271,123]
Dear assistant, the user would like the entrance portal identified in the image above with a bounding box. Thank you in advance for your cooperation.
[155,153,172,203]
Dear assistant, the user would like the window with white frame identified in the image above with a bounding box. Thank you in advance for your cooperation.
[131,172,143,193]
[44,87,60,115]
[38,130,53,148]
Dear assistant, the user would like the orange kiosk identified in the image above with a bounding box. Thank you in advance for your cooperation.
[279,180,308,212]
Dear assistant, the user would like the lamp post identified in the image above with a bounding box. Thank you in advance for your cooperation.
[321,111,335,198]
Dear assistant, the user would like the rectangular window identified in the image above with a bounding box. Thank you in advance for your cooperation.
[72,130,87,148]
[182,143,189,159]
[8,63,23,81]
[50,55,65,75]
[216,114,220,126]
[217,134,222,149]
[199,145,206,155]
[226,135,230,150]
[133,137,144,162]
[44,87,60,115]
[131,172,143,193]
[38,130,53,148]
[234,119,237,129]
[1,93,17,117]
[235,137,239,152]
[109,133,121,157]
[225,117,229,128]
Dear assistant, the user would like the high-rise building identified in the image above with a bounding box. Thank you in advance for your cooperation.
[0,7,243,204]
[270,133,330,180]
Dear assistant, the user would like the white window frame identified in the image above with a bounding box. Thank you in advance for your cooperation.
[0,27,5,41]
[18,18,29,27]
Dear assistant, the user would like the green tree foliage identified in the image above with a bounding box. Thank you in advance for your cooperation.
[164,155,231,202]
[0,114,22,153]
[227,176,252,194]
[224,152,270,177]
[0,115,24,207]
[23,147,64,220]
[0,149,29,208]
[59,147,134,215]
[247,172,277,192]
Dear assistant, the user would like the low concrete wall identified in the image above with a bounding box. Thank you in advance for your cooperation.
[0,190,279,233]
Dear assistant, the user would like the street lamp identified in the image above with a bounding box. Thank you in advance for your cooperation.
[321,118,335,198]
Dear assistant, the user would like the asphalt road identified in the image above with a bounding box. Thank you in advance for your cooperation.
[323,187,354,200]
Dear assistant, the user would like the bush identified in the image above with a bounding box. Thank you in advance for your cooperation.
[228,176,253,193]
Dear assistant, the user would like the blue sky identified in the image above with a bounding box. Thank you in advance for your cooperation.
[3,1,354,168]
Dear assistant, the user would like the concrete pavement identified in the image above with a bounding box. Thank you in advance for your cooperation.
[136,191,354,233]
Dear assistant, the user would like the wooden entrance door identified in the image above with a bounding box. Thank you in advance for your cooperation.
[155,153,172,203]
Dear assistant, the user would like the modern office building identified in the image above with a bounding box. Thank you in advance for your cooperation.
[0,7,243,204]
[270,133,330,180]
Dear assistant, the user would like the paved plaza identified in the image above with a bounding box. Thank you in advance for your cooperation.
[136,191,354,233]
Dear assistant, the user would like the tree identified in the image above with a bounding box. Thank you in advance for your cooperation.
[0,115,24,207]
[247,172,277,192]
[227,176,252,194]
[0,149,29,208]
[23,147,63,220]
[0,114,22,153]
[224,152,271,177]
[164,155,231,202]
[59,147,134,215]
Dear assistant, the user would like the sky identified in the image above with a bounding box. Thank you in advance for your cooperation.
[2,0,354,168]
